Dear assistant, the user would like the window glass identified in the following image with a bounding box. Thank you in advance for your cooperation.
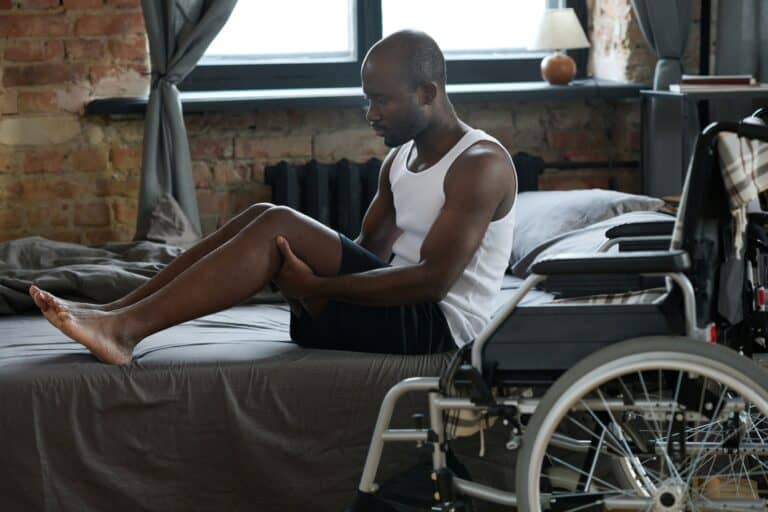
[382,0,548,59]
[203,0,357,64]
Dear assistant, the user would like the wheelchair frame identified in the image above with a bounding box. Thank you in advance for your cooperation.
[354,112,768,512]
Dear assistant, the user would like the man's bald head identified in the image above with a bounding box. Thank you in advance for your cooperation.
[364,30,446,91]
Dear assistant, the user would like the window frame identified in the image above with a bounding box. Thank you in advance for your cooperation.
[179,0,588,92]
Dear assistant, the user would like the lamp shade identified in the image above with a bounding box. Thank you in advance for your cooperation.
[528,8,590,51]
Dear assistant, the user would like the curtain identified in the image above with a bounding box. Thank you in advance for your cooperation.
[631,0,693,196]
[631,0,692,90]
[716,0,768,82]
[136,0,237,242]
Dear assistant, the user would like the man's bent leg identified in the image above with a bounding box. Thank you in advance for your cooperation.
[32,206,343,364]
[30,203,276,313]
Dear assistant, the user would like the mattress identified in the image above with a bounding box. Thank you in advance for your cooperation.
[0,275,551,511]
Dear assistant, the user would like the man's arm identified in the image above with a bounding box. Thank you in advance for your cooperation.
[304,143,515,306]
[354,150,402,261]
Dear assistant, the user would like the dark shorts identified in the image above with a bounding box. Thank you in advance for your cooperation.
[289,234,455,355]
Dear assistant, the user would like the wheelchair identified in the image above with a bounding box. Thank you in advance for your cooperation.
[351,110,768,512]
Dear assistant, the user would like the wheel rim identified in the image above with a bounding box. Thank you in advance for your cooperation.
[525,351,768,512]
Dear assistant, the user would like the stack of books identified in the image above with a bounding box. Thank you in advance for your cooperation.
[669,75,768,92]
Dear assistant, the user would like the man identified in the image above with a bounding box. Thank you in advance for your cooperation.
[28,30,517,365]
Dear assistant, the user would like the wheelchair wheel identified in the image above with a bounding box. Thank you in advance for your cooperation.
[515,337,768,512]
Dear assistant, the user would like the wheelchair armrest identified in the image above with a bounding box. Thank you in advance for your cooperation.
[618,236,671,252]
[530,250,690,275]
[605,220,675,238]
[748,212,768,226]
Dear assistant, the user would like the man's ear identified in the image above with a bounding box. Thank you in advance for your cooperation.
[419,81,438,106]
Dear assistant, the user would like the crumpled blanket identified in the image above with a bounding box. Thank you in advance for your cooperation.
[0,236,183,315]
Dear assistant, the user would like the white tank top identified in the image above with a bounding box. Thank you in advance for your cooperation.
[388,129,517,347]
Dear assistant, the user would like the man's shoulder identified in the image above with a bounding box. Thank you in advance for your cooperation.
[451,139,514,179]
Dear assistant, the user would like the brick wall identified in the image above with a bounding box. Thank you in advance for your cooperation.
[0,0,147,244]
[589,0,703,83]
[0,0,671,243]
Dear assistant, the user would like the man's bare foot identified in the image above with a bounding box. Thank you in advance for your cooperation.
[28,286,113,312]
[29,285,134,365]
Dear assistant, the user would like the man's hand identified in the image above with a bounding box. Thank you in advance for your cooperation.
[274,236,319,299]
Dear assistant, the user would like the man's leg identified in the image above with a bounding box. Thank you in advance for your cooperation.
[31,203,276,313]
[30,206,343,365]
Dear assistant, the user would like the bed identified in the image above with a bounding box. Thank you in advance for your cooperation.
[0,189,670,511]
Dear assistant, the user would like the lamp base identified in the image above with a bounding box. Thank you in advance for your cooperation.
[541,52,576,85]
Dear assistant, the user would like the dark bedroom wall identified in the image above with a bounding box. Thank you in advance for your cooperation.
[0,0,681,242]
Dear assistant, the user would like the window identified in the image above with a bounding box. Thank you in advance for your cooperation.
[202,0,357,64]
[180,0,586,92]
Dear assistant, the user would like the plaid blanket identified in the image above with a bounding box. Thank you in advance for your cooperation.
[672,116,768,257]
[717,126,768,255]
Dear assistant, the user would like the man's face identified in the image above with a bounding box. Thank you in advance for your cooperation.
[361,55,429,147]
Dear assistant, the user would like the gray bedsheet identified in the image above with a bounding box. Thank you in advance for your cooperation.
[0,276,550,511]
[0,236,183,315]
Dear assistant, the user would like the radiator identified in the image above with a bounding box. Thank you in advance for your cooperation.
[263,152,588,238]
[264,158,382,238]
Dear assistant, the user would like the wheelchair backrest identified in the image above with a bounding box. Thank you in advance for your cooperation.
[673,112,768,329]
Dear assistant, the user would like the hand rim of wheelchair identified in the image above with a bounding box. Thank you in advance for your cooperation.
[515,336,768,512]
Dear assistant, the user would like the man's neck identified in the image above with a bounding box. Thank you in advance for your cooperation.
[411,112,468,168]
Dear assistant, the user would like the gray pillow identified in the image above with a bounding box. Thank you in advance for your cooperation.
[510,189,664,270]
[510,210,674,277]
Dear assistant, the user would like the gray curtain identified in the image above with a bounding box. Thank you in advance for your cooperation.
[716,0,768,82]
[632,0,693,197]
[631,0,692,90]
[136,0,237,242]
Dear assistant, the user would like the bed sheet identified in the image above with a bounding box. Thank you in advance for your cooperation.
[0,275,551,511]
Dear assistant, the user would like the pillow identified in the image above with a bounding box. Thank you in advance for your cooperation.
[510,189,664,269]
[510,210,675,277]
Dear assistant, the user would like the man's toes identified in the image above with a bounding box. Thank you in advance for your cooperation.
[29,286,48,311]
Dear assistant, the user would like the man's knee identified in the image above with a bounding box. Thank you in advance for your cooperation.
[254,205,301,228]
[242,202,276,220]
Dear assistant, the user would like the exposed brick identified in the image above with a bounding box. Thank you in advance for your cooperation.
[93,176,139,197]
[192,162,212,188]
[110,145,141,171]
[1,90,18,114]
[19,0,60,8]
[546,130,604,150]
[106,0,140,8]
[190,136,233,160]
[0,150,16,173]
[196,189,230,217]
[14,180,80,200]
[108,36,146,61]
[313,130,387,162]
[0,209,21,229]
[71,146,109,172]
[213,162,250,186]
[24,150,66,173]
[229,185,271,214]
[3,63,87,87]
[18,91,58,113]
[45,230,82,243]
[63,0,103,8]
[234,135,312,160]
[74,12,144,36]
[75,202,110,226]
[5,40,65,62]
[65,39,104,60]
[112,199,137,224]
[56,84,91,113]
[84,228,122,245]
[0,14,69,37]
[26,203,71,227]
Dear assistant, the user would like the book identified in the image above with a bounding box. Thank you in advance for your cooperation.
[681,74,755,85]
[669,83,768,93]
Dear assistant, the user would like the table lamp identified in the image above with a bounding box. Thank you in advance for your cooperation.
[529,8,590,85]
